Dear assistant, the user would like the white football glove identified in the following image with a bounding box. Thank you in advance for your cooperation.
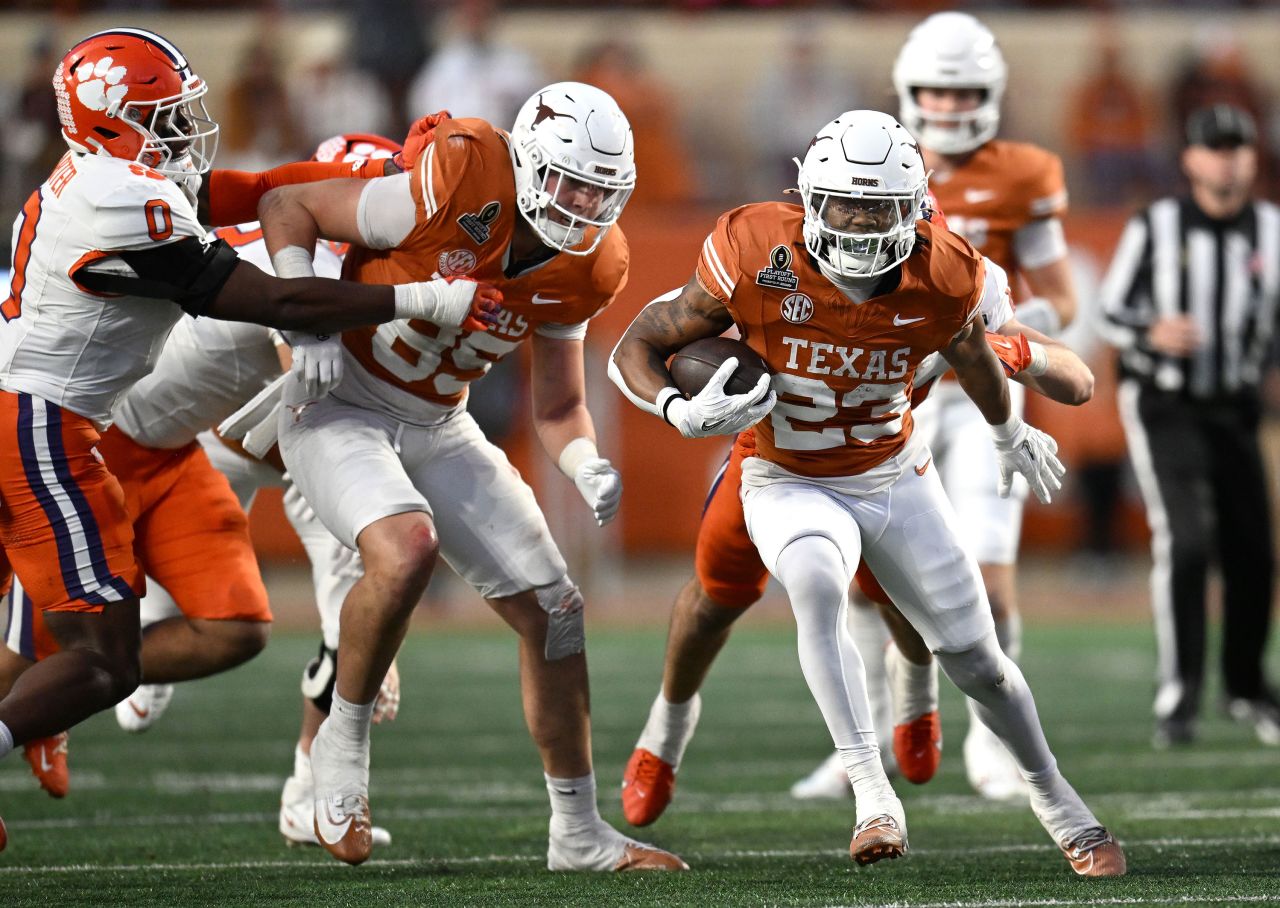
[573,458,623,526]
[991,416,1066,504]
[393,277,503,331]
[284,331,343,399]
[665,358,776,439]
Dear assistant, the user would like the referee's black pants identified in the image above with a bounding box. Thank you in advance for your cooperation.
[1119,382,1275,722]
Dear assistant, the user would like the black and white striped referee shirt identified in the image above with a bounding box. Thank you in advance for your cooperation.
[1099,196,1280,398]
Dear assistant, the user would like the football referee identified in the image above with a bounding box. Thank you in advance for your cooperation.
[1099,103,1280,749]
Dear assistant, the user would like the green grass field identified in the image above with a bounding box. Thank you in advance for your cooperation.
[2,621,1278,906]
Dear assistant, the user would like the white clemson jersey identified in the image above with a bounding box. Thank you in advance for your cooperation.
[112,225,347,450]
[0,153,207,427]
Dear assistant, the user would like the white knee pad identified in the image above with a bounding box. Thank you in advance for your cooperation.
[775,534,850,608]
[535,576,584,661]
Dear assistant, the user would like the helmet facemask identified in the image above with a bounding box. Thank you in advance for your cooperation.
[510,82,636,256]
[900,86,999,156]
[120,76,218,179]
[799,185,924,280]
[516,149,633,254]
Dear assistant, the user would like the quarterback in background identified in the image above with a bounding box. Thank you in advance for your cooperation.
[794,11,1080,802]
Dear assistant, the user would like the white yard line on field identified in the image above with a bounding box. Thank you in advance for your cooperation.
[1,834,1278,874]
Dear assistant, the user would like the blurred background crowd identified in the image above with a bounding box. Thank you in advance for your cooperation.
[1,0,1278,599]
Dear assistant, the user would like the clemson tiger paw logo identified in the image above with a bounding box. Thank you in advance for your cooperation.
[71,57,129,112]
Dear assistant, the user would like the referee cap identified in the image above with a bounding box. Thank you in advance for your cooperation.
[1186,103,1257,148]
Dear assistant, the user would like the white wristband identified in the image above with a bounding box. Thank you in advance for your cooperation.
[270,245,316,280]
[990,413,1021,441]
[1026,341,1049,376]
[557,436,599,480]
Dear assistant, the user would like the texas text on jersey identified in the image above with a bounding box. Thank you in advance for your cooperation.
[696,204,984,478]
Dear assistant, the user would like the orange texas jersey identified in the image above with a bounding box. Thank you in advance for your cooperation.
[697,203,984,478]
[341,117,628,409]
[928,139,1067,289]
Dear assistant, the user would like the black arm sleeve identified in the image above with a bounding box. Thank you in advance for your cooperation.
[73,236,241,317]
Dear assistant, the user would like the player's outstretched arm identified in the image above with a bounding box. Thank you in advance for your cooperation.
[994,319,1094,406]
[943,320,1012,426]
[532,334,622,527]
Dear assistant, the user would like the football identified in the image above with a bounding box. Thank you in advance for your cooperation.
[669,336,772,397]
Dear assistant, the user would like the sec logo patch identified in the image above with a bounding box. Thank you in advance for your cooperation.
[781,293,813,324]
[438,249,477,277]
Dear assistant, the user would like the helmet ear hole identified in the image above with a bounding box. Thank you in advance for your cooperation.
[94,126,120,140]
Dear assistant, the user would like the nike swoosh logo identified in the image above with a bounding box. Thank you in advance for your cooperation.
[39,749,54,772]
[893,315,926,326]
[531,293,560,305]
[317,799,353,845]
[915,458,931,476]
[964,189,997,204]
[129,702,150,719]
[990,338,1013,349]
[700,417,729,432]
[552,788,578,795]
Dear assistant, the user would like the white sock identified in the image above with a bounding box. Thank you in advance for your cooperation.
[545,772,601,836]
[886,643,938,725]
[1024,763,1099,844]
[838,744,897,822]
[0,719,13,759]
[293,742,313,783]
[327,692,373,751]
[847,601,892,747]
[636,691,701,768]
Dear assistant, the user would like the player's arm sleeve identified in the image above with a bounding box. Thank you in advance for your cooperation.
[1012,217,1068,270]
[74,237,241,316]
[976,257,1014,331]
[355,173,416,249]
[1097,211,1155,351]
[205,158,390,228]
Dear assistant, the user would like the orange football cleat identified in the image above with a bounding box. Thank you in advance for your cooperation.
[1060,827,1127,877]
[850,814,908,865]
[313,793,373,866]
[23,732,69,799]
[613,842,690,871]
[893,711,941,785]
[621,748,676,827]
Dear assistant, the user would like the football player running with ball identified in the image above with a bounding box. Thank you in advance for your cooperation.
[255,83,685,871]
[609,110,1124,876]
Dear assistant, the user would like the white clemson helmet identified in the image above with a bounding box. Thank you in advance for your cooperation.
[795,110,927,280]
[509,82,636,255]
[892,12,1007,156]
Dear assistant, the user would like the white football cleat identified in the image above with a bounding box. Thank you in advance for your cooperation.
[115,684,175,733]
[963,718,1029,802]
[547,817,687,871]
[310,718,374,865]
[280,771,390,848]
[789,750,853,801]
